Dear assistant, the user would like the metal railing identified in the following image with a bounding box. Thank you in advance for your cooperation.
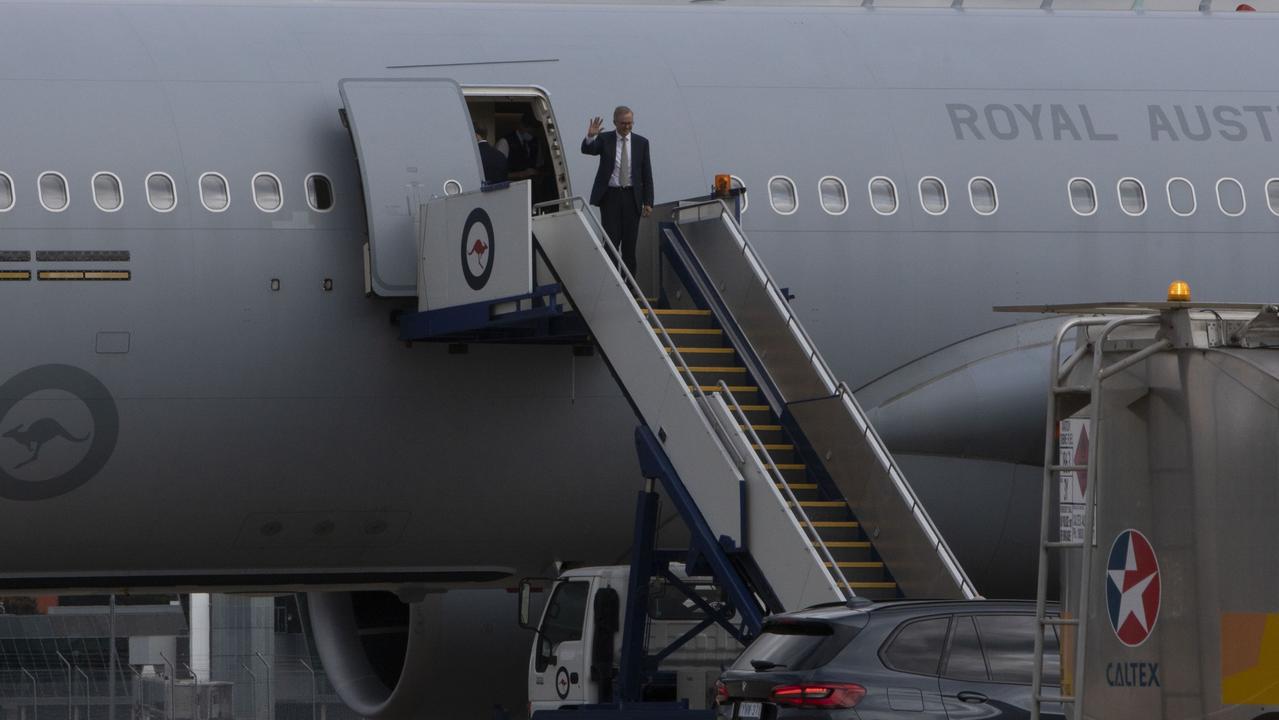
[533,196,747,466]
[672,200,840,397]
[536,196,862,601]
[671,198,977,600]
[715,381,853,599]
[835,378,977,599]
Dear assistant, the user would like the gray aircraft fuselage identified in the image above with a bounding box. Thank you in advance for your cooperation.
[1,0,1275,597]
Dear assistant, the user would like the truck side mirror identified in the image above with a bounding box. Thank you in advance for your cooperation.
[519,579,534,629]
[518,578,549,630]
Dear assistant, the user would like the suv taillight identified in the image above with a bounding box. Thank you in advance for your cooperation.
[713,680,730,705]
[770,683,866,708]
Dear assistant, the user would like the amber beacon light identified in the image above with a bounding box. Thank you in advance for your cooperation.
[714,174,733,198]
[1167,280,1192,302]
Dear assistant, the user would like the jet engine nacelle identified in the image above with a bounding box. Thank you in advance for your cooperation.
[306,591,431,720]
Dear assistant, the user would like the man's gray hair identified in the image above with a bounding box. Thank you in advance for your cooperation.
[613,105,633,121]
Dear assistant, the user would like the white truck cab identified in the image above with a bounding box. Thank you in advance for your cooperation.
[520,565,740,715]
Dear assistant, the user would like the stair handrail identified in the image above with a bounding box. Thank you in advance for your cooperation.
[672,198,977,600]
[670,200,839,397]
[715,380,854,600]
[835,379,978,599]
[533,196,745,466]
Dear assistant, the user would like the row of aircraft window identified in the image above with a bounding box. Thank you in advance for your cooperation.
[758,174,1279,219]
[0,171,335,214]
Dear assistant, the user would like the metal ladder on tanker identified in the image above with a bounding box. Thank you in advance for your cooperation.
[1030,314,1171,720]
[531,194,976,621]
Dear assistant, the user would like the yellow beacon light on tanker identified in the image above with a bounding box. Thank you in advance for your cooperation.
[1167,280,1191,302]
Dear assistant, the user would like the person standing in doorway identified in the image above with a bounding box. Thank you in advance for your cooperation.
[476,125,509,185]
[582,106,653,275]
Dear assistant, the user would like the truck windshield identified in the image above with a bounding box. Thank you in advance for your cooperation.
[537,581,589,671]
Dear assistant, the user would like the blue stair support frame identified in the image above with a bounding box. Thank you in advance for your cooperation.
[397,282,586,342]
[615,426,784,701]
[533,428,765,719]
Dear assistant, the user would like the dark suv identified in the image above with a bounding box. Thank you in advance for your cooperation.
[715,600,1063,720]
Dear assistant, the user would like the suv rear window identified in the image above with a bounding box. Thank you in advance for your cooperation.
[731,622,855,672]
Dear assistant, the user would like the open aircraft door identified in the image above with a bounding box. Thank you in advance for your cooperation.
[340,78,482,297]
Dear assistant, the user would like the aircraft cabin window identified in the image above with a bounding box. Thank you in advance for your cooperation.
[1268,179,1279,216]
[443,179,462,197]
[200,173,230,212]
[1166,178,1197,217]
[1118,178,1146,216]
[919,177,947,215]
[146,172,177,212]
[92,172,123,212]
[1217,178,1246,217]
[768,176,798,215]
[819,176,848,215]
[1069,178,1098,216]
[252,172,283,212]
[731,175,748,213]
[38,172,69,212]
[969,177,997,215]
[306,174,334,212]
[869,177,898,215]
[0,173,13,212]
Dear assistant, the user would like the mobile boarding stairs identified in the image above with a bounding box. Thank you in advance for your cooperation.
[398,180,976,704]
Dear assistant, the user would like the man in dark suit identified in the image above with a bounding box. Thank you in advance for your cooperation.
[475,126,508,186]
[581,106,653,275]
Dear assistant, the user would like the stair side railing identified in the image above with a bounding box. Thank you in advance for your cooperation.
[715,381,854,599]
[671,200,839,397]
[534,197,747,467]
[668,200,976,599]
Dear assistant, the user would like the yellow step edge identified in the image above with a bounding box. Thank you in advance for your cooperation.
[642,308,711,316]
[753,443,793,451]
[746,425,782,432]
[843,582,899,590]
[738,405,770,412]
[817,541,872,548]
[790,500,846,508]
[663,328,722,335]
[801,521,860,528]
[688,385,758,393]
[665,347,735,354]
[679,366,747,374]
[775,463,807,471]
[825,561,885,569]
[777,483,818,491]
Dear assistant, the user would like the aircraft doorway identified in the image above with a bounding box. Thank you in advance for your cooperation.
[463,87,571,207]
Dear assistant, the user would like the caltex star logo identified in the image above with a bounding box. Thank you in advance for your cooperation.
[1106,529,1161,647]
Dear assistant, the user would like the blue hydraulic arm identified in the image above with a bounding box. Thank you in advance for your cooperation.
[632,426,768,635]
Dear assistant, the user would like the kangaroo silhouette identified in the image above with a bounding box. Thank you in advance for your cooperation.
[2,419,90,470]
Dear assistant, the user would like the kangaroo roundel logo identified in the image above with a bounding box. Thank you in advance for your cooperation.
[461,207,495,291]
[0,364,119,501]
[1106,528,1161,647]
[554,666,570,699]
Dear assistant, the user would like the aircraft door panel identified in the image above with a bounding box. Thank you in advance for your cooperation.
[339,78,483,297]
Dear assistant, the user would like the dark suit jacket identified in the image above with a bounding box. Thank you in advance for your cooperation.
[581,131,653,210]
[478,141,509,184]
